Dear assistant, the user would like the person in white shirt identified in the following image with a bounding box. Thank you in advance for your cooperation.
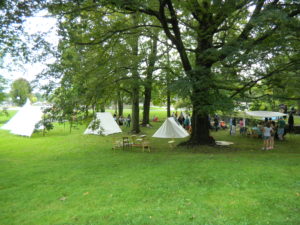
[262,122,273,150]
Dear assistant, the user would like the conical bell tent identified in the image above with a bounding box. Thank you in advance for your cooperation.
[1,99,44,137]
[152,117,189,138]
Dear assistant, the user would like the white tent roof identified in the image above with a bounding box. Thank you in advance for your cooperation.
[1,99,43,137]
[152,117,189,138]
[245,111,287,118]
[84,112,122,136]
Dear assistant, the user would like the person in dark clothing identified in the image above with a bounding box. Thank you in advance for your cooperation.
[178,114,185,126]
[126,114,131,127]
[264,117,269,123]
[214,116,219,131]
[288,113,294,133]
[230,117,236,135]
[284,105,288,114]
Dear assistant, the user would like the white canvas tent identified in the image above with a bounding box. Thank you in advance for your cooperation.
[1,99,44,137]
[152,117,189,138]
[84,112,122,136]
[245,111,287,118]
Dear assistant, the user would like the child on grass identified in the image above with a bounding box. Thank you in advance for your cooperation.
[262,122,273,150]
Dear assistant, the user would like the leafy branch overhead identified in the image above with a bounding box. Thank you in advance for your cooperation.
[2,0,299,145]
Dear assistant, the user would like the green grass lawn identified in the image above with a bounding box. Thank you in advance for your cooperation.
[1,111,300,225]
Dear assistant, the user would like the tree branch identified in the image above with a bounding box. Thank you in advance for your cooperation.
[230,62,294,98]
[238,0,265,40]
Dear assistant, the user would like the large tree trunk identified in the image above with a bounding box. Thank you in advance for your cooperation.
[154,0,215,145]
[181,87,214,145]
[189,99,214,145]
[184,39,215,145]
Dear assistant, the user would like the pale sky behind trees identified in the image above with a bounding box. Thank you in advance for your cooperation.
[1,10,58,89]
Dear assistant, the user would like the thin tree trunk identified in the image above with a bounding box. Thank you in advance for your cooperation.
[85,105,89,118]
[131,14,140,133]
[167,88,171,117]
[114,99,118,116]
[117,90,123,116]
[131,83,140,133]
[166,43,171,118]
[92,103,95,117]
[142,31,158,126]
[142,87,151,125]
[100,103,105,112]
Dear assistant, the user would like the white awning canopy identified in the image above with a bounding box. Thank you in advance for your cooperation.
[245,111,287,118]
[152,117,189,138]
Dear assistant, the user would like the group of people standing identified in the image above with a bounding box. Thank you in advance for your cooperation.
[261,109,296,150]
[261,117,286,150]
[113,114,131,127]
[172,111,192,132]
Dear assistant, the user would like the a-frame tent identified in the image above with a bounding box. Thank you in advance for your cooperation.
[152,117,189,138]
[84,112,122,136]
[1,99,44,137]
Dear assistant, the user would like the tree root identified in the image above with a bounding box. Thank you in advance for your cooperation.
[178,136,216,147]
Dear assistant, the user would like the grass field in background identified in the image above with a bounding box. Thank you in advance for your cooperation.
[0,110,300,225]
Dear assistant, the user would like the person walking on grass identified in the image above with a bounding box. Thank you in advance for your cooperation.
[262,122,273,150]
[126,114,131,127]
[184,114,191,131]
[213,115,219,131]
[230,117,236,135]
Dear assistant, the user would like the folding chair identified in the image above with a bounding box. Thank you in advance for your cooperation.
[112,137,122,151]
[141,140,151,152]
[122,137,132,149]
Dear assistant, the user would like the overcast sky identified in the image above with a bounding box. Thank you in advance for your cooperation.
[1,11,58,89]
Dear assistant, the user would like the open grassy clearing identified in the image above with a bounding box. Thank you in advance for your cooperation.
[0,111,300,225]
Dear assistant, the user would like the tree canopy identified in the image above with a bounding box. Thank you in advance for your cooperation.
[10,78,32,106]
[1,0,299,145]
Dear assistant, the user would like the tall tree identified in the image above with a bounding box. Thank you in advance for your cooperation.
[129,14,141,133]
[10,78,32,106]
[43,0,299,145]
[99,0,300,145]
[142,29,159,126]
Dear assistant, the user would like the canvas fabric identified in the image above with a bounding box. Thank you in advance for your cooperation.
[152,117,189,138]
[84,112,122,136]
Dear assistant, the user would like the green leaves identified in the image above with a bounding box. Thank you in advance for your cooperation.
[10,78,32,106]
